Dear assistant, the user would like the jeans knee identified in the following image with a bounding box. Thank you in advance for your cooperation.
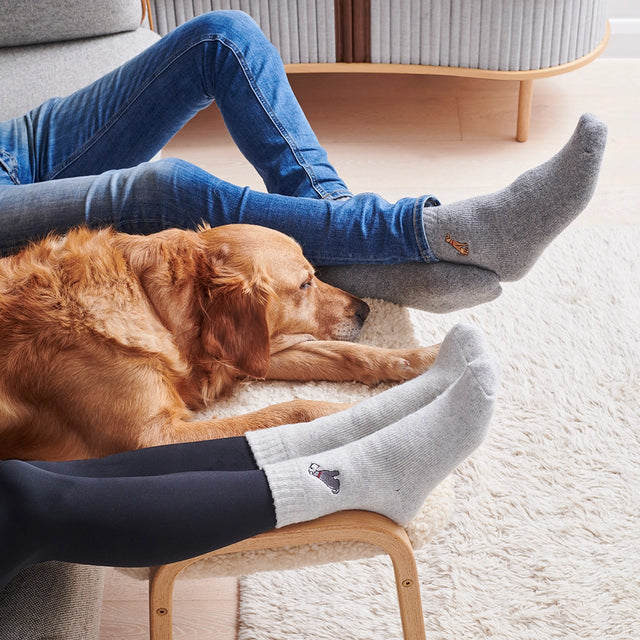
[184,10,266,46]
[130,158,192,195]
[100,159,210,234]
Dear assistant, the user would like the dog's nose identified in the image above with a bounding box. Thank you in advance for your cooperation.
[355,299,370,325]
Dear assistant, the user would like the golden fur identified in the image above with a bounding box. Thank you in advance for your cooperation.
[0,224,438,461]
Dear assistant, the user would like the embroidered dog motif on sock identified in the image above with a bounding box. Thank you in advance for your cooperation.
[308,463,340,494]
[445,233,470,256]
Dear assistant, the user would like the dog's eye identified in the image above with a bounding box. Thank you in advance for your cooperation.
[300,279,313,290]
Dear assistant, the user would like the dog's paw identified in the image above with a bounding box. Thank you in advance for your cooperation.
[389,344,440,380]
[361,343,440,383]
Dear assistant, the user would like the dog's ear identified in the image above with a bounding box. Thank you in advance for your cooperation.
[199,271,272,379]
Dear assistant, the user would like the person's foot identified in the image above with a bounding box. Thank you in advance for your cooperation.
[263,352,500,527]
[247,322,490,465]
[317,261,502,313]
[422,113,607,281]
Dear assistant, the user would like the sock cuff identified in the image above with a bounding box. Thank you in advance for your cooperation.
[262,458,319,529]
[245,429,290,468]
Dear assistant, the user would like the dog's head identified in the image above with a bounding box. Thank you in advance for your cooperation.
[196,224,370,379]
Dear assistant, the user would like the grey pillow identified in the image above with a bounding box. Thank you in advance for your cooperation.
[0,0,142,48]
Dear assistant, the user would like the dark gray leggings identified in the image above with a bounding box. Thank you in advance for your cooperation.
[0,437,276,591]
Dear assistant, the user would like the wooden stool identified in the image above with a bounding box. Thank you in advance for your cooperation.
[149,510,426,640]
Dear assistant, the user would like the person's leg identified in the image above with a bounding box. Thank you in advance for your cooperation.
[29,436,258,478]
[0,460,276,591]
[0,345,498,591]
[246,322,489,465]
[0,115,607,310]
[0,160,427,262]
[0,11,349,200]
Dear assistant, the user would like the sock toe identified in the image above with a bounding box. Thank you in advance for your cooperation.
[465,352,501,402]
[576,113,608,154]
[445,322,490,365]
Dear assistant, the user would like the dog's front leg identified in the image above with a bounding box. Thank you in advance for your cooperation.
[140,399,352,445]
[266,340,440,385]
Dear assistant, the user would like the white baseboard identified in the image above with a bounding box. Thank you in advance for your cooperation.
[603,18,640,57]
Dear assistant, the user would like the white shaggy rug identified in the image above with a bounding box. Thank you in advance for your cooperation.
[236,226,640,640]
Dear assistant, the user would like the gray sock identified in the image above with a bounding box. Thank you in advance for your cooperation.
[246,322,489,466]
[263,352,500,527]
[317,261,501,312]
[422,113,607,281]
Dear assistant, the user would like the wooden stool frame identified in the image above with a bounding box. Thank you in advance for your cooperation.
[149,510,427,640]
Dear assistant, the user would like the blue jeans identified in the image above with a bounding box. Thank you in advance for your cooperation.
[0,11,438,264]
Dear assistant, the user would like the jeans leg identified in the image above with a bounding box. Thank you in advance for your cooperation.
[0,11,349,199]
[0,159,433,263]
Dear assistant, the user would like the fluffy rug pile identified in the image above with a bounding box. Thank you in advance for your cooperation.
[236,226,639,640]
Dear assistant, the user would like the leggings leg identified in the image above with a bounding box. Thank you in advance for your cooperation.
[29,436,258,477]
[0,457,276,591]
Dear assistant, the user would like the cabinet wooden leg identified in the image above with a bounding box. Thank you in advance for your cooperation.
[517,79,533,142]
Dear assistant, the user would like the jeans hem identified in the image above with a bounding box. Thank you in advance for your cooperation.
[412,194,441,264]
[322,189,353,200]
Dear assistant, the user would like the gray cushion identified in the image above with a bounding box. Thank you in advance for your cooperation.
[0,0,143,48]
[0,562,106,640]
[0,27,160,120]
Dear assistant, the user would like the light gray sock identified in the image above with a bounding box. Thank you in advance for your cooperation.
[317,261,501,313]
[422,113,607,281]
[246,322,489,466]
[263,352,500,527]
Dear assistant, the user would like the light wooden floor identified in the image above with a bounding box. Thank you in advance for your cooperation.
[98,57,638,639]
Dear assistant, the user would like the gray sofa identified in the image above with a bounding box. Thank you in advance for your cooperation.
[0,563,105,640]
[0,2,158,638]
[0,0,159,121]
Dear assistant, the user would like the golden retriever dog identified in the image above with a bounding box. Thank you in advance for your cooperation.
[0,224,439,461]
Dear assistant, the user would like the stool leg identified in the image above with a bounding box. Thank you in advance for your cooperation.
[385,533,427,640]
[149,565,183,640]
[517,79,534,142]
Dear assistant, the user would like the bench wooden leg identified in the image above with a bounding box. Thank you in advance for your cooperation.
[517,79,534,142]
